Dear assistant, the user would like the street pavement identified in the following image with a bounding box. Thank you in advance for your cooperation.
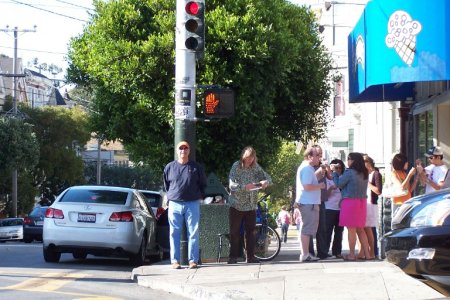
[131,227,446,300]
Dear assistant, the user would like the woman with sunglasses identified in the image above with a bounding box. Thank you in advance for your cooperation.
[228,146,272,264]
[324,158,345,259]
[330,152,369,261]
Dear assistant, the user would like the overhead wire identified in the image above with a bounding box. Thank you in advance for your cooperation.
[9,0,88,22]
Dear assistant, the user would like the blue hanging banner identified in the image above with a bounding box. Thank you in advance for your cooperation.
[348,0,450,102]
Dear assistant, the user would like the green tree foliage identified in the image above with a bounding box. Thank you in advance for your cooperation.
[0,118,39,173]
[266,141,302,210]
[67,0,333,180]
[0,117,40,216]
[84,164,163,190]
[21,106,91,203]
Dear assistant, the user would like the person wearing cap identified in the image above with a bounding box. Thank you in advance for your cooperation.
[163,141,207,270]
[420,146,448,194]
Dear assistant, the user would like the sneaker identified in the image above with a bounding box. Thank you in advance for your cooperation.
[172,262,181,269]
[300,254,320,262]
[188,262,198,269]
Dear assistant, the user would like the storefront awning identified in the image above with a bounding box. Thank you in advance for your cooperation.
[348,0,450,103]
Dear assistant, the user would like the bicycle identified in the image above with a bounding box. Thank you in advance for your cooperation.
[253,193,281,261]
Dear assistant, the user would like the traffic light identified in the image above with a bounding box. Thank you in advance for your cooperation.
[204,88,235,118]
[184,1,205,57]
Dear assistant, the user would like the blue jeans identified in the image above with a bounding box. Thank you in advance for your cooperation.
[168,200,200,264]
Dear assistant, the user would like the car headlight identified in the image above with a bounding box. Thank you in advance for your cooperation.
[410,198,450,227]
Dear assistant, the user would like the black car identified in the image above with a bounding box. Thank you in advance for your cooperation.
[23,206,49,243]
[383,189,450,296]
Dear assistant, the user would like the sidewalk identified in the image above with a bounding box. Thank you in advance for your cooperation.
[131,227,445,300]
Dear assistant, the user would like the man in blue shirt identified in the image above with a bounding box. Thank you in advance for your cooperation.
[164,141,207,269]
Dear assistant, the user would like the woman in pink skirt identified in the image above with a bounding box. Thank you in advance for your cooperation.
[331,152,369,261]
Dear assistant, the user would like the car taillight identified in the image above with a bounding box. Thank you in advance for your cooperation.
[109,211,133,222]
[45,208,64,219]
[23,217,32,225]
[156,207,166,219]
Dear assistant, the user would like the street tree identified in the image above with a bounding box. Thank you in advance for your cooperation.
[67,0,333,179]
[22,106,91,204]
[0,117,39,216]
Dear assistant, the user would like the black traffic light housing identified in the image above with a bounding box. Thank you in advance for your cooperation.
[184,1,205,58]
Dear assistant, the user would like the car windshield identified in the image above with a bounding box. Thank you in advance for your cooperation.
[140,192,161,208]
[60,189,128,205]
[0,219,23,226]
[30,207,48,217]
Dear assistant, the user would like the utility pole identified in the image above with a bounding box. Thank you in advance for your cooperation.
[0,26,36,217]
[174,0,205,265]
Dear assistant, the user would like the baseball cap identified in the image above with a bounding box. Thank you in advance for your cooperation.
[424,146,443,157]
[176,141,190,149]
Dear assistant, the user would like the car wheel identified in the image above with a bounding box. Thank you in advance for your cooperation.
[73,252,87,260]
[23,236,33,243]
[130,237,147,266]
[43,247,61,263]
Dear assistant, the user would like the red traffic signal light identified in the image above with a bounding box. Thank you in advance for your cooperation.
[204,88,235,118]
[185,1,200,15]
[184,1,205,54]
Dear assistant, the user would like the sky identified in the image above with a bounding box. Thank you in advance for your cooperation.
[0,0,94,81]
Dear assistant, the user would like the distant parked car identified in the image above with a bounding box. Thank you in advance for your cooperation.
[383,189,450,296]
[0,218,23,242]
[138,190,169,258]
[43,185,161,266]
[138,190,167,219]
[23,206,49,243]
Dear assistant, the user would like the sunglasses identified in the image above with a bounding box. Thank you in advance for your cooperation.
[179,146,189,150]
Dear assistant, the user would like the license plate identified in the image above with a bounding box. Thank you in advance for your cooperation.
[36,221,44,226]
[78,213,96,223]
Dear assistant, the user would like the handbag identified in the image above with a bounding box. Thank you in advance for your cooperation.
[382,181,408,198]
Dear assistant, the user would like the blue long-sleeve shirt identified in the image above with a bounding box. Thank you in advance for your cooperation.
[163,160,207,201]
[332,168,368,199]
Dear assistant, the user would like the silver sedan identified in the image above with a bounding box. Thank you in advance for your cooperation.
[43,185,160,266]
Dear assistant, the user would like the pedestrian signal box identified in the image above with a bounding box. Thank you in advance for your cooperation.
[204,88,235,118]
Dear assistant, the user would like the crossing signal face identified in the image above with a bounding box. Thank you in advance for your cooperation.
[184,1,205,55]
[204,88,235,118]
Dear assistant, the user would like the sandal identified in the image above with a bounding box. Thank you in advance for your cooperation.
[343,254,356,261]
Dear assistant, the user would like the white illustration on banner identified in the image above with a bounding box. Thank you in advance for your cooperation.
[385,10,422,66]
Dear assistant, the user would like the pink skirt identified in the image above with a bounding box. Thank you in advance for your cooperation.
[339,198,367,228]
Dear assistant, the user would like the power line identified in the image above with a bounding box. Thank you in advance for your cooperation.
[0,45,66,56]
[9,0,88,22]
[55,0,94,12]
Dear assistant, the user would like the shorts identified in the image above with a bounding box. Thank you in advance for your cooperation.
[299,204,320,235]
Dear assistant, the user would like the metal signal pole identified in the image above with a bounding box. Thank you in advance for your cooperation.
[174,0,205,265]
[0,26,36,217]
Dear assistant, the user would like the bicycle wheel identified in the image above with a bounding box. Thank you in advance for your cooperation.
[253,224,281,261]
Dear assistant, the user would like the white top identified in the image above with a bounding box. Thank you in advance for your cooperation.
[367,171,374,204]
[296,160,320,205]
[425,164,448,194]
[325,178,341,210]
